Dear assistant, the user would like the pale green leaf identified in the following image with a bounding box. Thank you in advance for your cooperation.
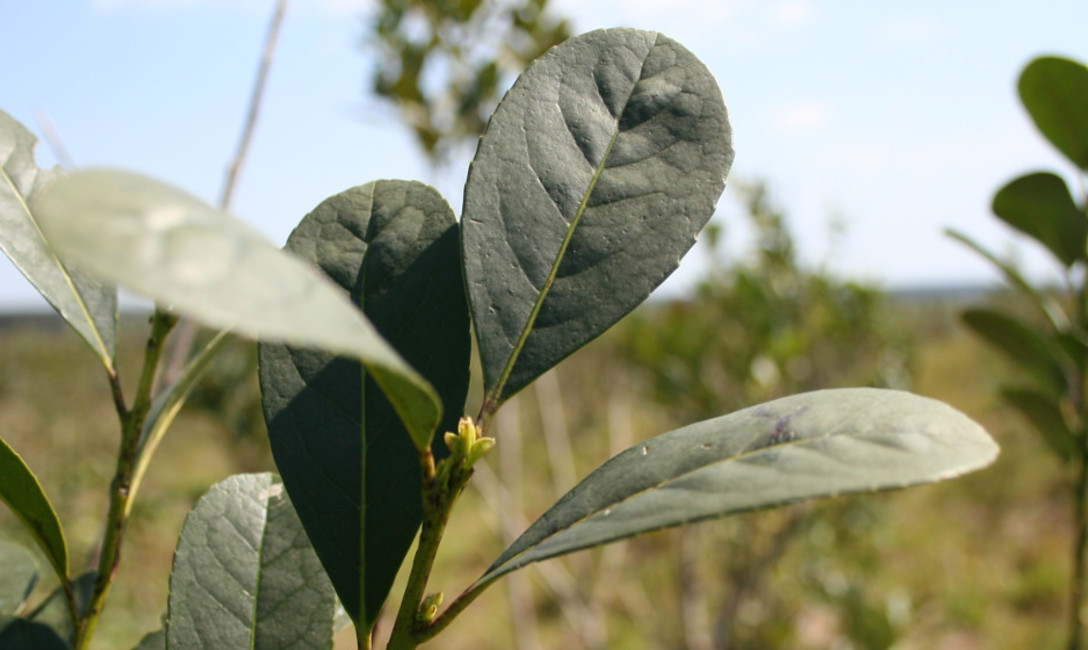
[31,168,440,442]
[0,109,116,369]
[475,389,998,588]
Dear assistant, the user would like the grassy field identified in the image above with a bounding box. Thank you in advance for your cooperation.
[0,294,1073,649]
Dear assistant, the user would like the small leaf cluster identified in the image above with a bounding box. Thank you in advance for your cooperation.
[0,27,999,650]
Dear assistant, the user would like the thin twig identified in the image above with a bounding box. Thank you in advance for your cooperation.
[160,0,288,386]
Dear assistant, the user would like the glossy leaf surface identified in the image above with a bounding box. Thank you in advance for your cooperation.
[992,171,1086,267]
[32,168,440,443]
[0,110,116,369]
[476,388,997,588]
[961,308,1068,396]
[0,542,37,616]
[1019,56,1088,170]
[165,473,336,649]
[259,181,470,627]
[462,27,733,404]
[0,436,68,584]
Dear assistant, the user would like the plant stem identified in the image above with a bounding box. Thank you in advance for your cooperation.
[387,449,471,649]
[74,308,176,649]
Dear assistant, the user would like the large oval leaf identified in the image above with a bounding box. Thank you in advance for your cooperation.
[165,473,337,649]
[474,388,997,588]
[1019,56,1088,170]
[0,616,68,650]
[0,436,68,585]
[31,168,440,443]
[0,110,116,369]
[992,171,1086,268]
[462,27,733,405]
[259,181,470,628]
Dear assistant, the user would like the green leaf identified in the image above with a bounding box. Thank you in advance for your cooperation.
[0,109,117,370]
[961,308,1068,396]
[1000,387,1078,462]
[133,629,165,650]
[462,27,733,405]
[992,172,1086,267]
[474,388,997,589]
[0,542,38,616]
[259,181,470,628]
[27,571,95,644]
[31,168,441,443]
[1019,56,1088,170]
[164,473,336,649]
[0,616,68,650]
[0,436,68,585]
[945,229,1068,331]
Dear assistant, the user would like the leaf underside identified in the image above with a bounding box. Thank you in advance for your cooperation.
[165,473,336,649]
[462,27,734,404]
[0,110,116,368]
[32,168,442,443]
[259,181,470,627]
[476,388,998,588]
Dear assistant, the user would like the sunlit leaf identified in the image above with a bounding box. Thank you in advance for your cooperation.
[0,542,38,616]
[260,181,470,628]
[992,171,1086,267]
[462,27,733,405]
[1019,56,1088,170]
[0,109,116,369]
[165,473,336,649]
[474,389,997,588]
[0,436,68,585]
[31,168,440,443]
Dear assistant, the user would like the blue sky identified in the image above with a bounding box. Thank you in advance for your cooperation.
[4,0,1088,310]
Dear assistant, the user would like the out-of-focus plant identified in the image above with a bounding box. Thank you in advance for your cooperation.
[367,0,569,161]
[615,182,914,648]
[949,54,1088,650]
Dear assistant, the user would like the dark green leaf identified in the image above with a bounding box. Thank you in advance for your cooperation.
[992,172,1086,267]
[27,571,95,644]
[0,616,68,650]
[0,436,68,585]
[0,109,117,369]
[1001,387,1078,461]
[164,473,336,649]
[32,169,441,444]
[1019,56,1088,170]
[474,389,997,588]
[0,542,38,616]
[961,308,1068,396]
[259,181,470,628]
[462,27,733,405]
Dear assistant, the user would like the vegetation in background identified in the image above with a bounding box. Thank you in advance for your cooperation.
[367,0,569,161]
[0,13,998,650]
[950,54,1088,650]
